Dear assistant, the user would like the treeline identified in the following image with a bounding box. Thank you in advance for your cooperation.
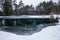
[0,0,60,16]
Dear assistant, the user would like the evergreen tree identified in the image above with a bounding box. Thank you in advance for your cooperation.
[3,0,13,16]
[36,0,54,15]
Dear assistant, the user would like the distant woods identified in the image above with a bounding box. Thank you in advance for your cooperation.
[0,0,60,16]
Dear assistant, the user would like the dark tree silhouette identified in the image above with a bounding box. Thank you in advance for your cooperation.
[3,0,13,16]
[36,0,55,15]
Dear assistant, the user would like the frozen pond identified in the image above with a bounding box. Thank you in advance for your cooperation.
[0,19,60,40]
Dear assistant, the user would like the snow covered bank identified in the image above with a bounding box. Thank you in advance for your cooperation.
[0,15,60,19]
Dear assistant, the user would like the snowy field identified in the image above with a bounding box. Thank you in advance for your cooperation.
[0,19,60,40]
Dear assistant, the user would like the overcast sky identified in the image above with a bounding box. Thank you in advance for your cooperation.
[16,0,58,7]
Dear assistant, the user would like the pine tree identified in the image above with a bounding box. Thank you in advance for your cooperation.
[3,0,13,16]
[36,0,54,15]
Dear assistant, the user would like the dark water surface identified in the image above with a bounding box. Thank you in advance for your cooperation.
[0,22,57,35]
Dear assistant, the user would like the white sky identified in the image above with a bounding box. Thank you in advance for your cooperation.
[16,0,58,7]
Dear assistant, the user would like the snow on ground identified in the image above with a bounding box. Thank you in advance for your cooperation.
[0,20,60,40]
[0,15,60,19]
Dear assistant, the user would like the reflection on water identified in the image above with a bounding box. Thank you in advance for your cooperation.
[0,22,57,35]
